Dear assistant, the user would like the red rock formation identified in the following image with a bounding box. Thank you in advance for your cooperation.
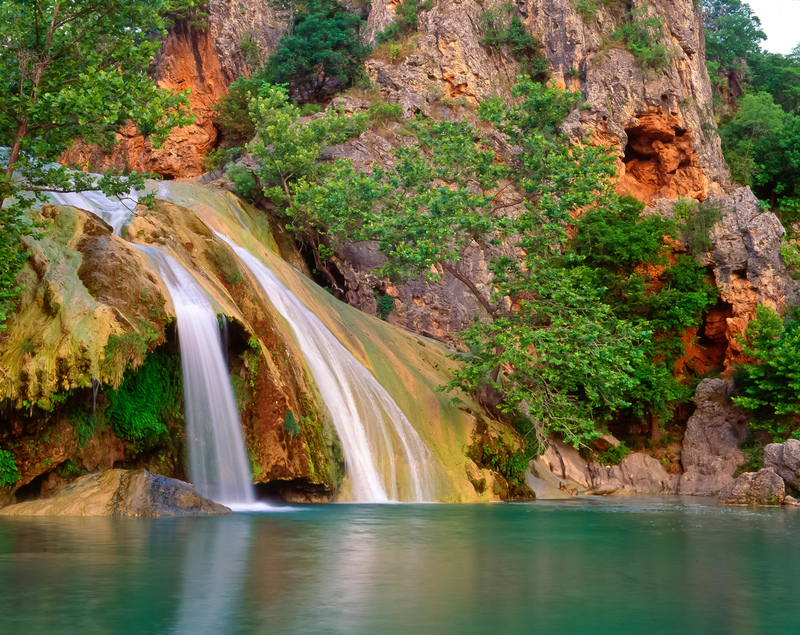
[62,22,228,179]
[616,109,708,204]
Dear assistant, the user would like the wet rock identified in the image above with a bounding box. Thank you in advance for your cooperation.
[0,470,232,517]
[540,439,592,489]
[764,439,800,492]
[784,495,798,506]
[677,378,750,495]
[718,468,785,506]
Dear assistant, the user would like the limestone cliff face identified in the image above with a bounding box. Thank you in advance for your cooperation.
[364,0,729,201]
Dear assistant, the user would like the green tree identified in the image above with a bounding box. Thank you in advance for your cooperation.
[268,0,371,102]
[0,0,193,326]
[733,305,800,440]
[702,0,766,72]
[290,79,670,450]
[247,83,367,288]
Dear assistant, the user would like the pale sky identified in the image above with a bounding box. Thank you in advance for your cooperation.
[745,0,800,55]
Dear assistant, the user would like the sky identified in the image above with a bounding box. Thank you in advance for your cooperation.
[745,0,800,55]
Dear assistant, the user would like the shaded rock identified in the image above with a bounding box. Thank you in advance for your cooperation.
[764,439,800,492]
[540,439,592,489]
[541,439,675,494]
[677,378,750,495]
[0,470,232,517]
[784,495,798,506]
[718,468,785,506]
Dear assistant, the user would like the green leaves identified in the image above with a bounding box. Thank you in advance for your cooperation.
[733,305,800,439]
[267,0,371,102]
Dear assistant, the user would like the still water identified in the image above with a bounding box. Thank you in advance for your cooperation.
[0,498,797,634]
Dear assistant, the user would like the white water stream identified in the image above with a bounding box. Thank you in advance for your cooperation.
[217,233,435,502]
[138,246,255,505]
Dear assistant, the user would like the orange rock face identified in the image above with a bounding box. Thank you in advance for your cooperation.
[62,22,227,179]
[616,109,708,204]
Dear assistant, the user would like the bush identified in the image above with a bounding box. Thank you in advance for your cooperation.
[608,7,674,71]
[283,411,300,437]
[596,441,631,466]
[224,163,261,201]
[481,3,549,80]
[268,0,371,102]
[0,449,20,487]
[733,305,800,440]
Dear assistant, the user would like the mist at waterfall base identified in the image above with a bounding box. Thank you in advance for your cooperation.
[2,498,798,634]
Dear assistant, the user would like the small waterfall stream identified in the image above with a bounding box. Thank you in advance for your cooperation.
[138,247,255,505]
[217,233,435,502]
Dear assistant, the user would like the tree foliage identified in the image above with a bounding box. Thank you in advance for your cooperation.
[286,78,710,449]
[267,0,371,102]
[0,0,193,326]
[733,305,800,440]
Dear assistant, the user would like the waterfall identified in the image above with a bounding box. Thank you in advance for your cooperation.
[51,185,255,505]
[139,246,255,505]
[216,233,435,502]
[52,189,143,236]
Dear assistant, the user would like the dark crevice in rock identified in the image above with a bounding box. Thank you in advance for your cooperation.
[254,479,335,503]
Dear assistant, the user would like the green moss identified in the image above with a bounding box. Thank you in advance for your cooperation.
[229,374,253,413]
[55,458,86,479]
[297,395,344,486]
[283,411,300,437]
[208,243,243,285]
[105,346,183,453]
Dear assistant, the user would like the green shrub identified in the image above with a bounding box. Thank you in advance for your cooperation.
[376,0,434,43]
[268,0,371,102]
[596,441,631,466]
[224,163,261,201]
[733,305,800,440]
[675,198,723,259]
[608,7,674,71]
[481,3,549,80]
[55,458,86,480]
[0,449,20,487]
[367,103,404,128]
[106,347,183,452]
[376,293,395,320]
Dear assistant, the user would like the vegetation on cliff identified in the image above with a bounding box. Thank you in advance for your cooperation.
[0,0,193,327]
[704,0,800,224]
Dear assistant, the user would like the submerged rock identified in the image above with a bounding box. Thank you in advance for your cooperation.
[718,468,785,506]
[0,469,232,517]
[764,439,800,493]
[677,379,750,496]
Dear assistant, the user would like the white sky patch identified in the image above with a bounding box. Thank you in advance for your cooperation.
[745,0,800,55]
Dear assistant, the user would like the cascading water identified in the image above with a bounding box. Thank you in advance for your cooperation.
[139,246,255,505]
[51,184,255,505]
[52,189,144,236]
[216,233,436,502]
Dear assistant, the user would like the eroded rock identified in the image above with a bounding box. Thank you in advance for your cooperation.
[764,439,800,493]
[718,468,785,506]
[0,470,232,516]
[677,378,749,495]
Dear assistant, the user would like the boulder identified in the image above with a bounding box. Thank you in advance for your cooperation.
[784,495,798,506]
[718,468,785,506]
[0,469,232,517]
[677,378,750,495]
[764,438,800,492]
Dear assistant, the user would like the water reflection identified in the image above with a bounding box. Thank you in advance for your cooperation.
[0,500,798,634]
